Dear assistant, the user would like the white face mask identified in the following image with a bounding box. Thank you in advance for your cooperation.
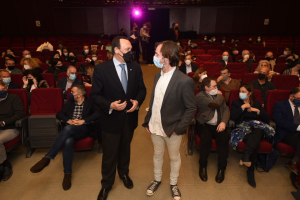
[64,53,68,56]
[185,60,191,66]
[244,54,250,59]
[209,88,218,96]
[201,74,207,80]
[25,55,31,58]
[84,49,89,54]
[92,57,97,61]
[212,39,216,41]
[24,65,30,70]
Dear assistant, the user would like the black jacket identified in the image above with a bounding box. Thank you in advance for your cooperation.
[90,59,146,134]
[167,28,180,42]
[57,77,83,99]
[8,82,21,89]
[216,60,233,67]
[179,64,199,75]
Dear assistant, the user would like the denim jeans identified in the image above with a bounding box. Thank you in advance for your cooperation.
[46,125,89,174]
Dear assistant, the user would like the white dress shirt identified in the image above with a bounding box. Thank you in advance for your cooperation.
[113,57,128,81]
[149,67,176,137]
[289,99,300,131]
[186,65,192,75]
[206,93,218,126]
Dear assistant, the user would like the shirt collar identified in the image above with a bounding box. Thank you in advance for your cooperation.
[113,56,126,67]
[0,93,8,102]
[289,99,295,108]
[222,77,232,84]
[161,67,176,77]
[75,98,85,106]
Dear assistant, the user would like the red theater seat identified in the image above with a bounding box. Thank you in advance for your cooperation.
[237,139,273,153]
[10,74,24,87]
[196,55,215,64]
[276,142,296,156]
[276,56,287,64]
[192,49,205,55]
[203,62,223,78]
[39,63,49,72]
[227,63,248,74]
[274,63,288,74]
[41,73,55,88]
[272,75,299,90]
[242,73,259,84]
[207,49,222,56]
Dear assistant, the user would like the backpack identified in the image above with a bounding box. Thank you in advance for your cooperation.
[256,148,279,172]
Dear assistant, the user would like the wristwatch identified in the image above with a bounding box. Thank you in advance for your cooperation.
[1,121,5,127]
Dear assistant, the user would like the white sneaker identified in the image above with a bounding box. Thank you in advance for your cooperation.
[146,180,161,196]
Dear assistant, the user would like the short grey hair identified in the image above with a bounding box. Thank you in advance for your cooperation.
[74,85,86,96]
[67,66,77,74]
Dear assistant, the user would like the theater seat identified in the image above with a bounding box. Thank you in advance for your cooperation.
[272,75,299,90]
[242,73,259,84]
[196,55,214,64]
[274,63,288,74]
[10,74,24,87]
[203,62,223,78]
[41,73,55,87]
[187,72,195,79]
[192,49,205,55]
[276,142,296,156]
[227,63,248,74]
[207,49,222,56]
[237,139,273,154]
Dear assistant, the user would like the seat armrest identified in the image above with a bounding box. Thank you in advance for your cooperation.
[56,119,62,126]
[15,116,29,127]
[270,120,276,129]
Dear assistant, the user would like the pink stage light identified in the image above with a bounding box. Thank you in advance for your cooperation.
[134,10,140,15]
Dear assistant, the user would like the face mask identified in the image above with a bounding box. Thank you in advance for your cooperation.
[222,56,228,61]
[59,46,63,50]
[258,73,266,80]
[8,65,15,71]
[175,27,178,30]
[221,74,228,81]
[98,42,102,46]
[293,98,300,107]
[84,49,89,54]
[69,56,75,60]
[177,43,180,46]
[234,51,239,55]
[257,39,261,42]
[119,50,133,63]
[25,54,31,58]
[284,51,288,56]
[0,90,8,98]
[239,93,248,100]
[24,65,30,70]
[63,53,68,56]
[191,45,195,48]
[286,59,293,64]
[222,40,225,44]
[69,74,77,81]
[92,57,97,61]
[209,89,218,96]
[212,39,216,42]
[185,60,191,65]
[68,93,75,101]
[243,54,249,59]
[2,78,11,84]
[265,57,272,61]
[235,41,239,44]
[187,42,190,45]
[153,56,164,68]
[28,79,34,85]
[201,74,207,80]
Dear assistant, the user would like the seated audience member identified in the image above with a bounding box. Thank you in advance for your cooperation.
[179,54,198,75]
[282,55,300,77]
[280,46,299,59]
[0,70,20,89]
[61,47,69,62]
[247,37,253,45]
[273,87,300,175]
[1,49,16,58]
[265,51,276,70]
[203,35,208,42]
[36,42,54,52]
[216,51,233,67]
[230,39,235,44]
[254,60,278,81]
[0,81,25,181]
[20,57,42,73]
[3,55,16,68]
[216,67,240,102]
[184,48,192,56]
[23,69,49,92]
[80,45,91,59]
[86,53,102,67]
[238,50,254,72]
[97,39,104,50]
[57,66,83,99]
[107,52,113,60]
[119,28,127,37]
[176,40,182,48]
[196,77,230,183]
[251,66,276,106]
[22,50,41,64]
[230,83,271,188]
[234,38,240,45]
[229,47,240,62]
[84,66,95,87]
[68,52,80,66]
[47,59,68,81]
[190,40,201,50]
[193,68,207,91]
[48,52,61,67]
[256,36,263,43]
[221,37,226,45]
[30,85,100,190]
[4,59,22,74]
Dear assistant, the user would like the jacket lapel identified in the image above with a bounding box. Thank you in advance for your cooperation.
[108,60,125,94]
[162,68,179,107]
[285,99,294,121]
[126,63,133,94]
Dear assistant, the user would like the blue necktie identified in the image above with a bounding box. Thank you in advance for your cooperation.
[119,64,127,93]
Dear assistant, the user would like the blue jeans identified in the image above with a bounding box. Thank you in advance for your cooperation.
[46,125,89,174]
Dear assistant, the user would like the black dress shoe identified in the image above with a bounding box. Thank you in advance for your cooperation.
[97,188,110,200]
[121,175,134,189]
[199,167,207,182]
[215,170,225,183]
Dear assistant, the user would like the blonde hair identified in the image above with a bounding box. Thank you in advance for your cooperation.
[86,66,95,84]
[20,57,40,72]
[193,68,207,82]
[255,60,271,72]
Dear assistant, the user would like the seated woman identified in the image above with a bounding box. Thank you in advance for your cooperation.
[254,60,279,81]
[68,52,81,66]
[61,47,69,62]
[193,68,208,91]
[22,69,49,92]
[20,57,42,73]
[47,59,68,81]
[283,55,300,76]
[48,51,61,67]
[230,83,271,188]
[84,65,96,87]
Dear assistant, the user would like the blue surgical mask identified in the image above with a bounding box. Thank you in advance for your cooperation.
[293,99,300,107]
[187,42,190,45]
[0,90,8,98]
[239,93,248,100]
[153,56,164,69]
[221,74,228,81]
[191,45,195,48]
[2,78,11,84]
[68,93,74,101]
[257,39,261,42]
[69,74,76,81]
[222,56,228,61]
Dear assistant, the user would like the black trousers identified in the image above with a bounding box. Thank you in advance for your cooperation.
[132,41,140,63]
[242,128,264,171]
[282,133,300,162]
[197,124,229,170]
[141,40,147,61]
[101,116,134,189]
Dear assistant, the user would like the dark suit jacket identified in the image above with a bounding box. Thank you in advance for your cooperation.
[57,77,83,99]
[167,28,179,42]
[273,99,299,146]
[56,97,101,136]
[216,60,233,67]
[179,64,198,75]
[8,82,21,89]
[90,59,146,134]
[143,68,196,137]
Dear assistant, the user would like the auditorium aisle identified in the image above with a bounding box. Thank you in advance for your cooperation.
[0,64,296,200]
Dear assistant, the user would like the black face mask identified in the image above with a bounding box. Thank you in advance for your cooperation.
[119,50,133,63]
[57,65,63,69]
[265,57,272,61]
[286,59,293,64]
[69,56,75,60]
[258,73,266,80]
[247,40,252,44]
[28,79,34,85]
[8,65,15,71]
[175,27,178,30]
[98,42,102,46]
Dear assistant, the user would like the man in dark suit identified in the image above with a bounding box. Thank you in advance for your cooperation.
[57,66,83,99]
[30,85,100,190]
[167,22,180,42]
[0,70,21,89]
[216,51,233,67]
[179,54,198,75]
[273,87,300,175]
[143,41,196,200]
[90,36,146,200]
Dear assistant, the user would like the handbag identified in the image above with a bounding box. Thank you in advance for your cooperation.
[256,148,279,172]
